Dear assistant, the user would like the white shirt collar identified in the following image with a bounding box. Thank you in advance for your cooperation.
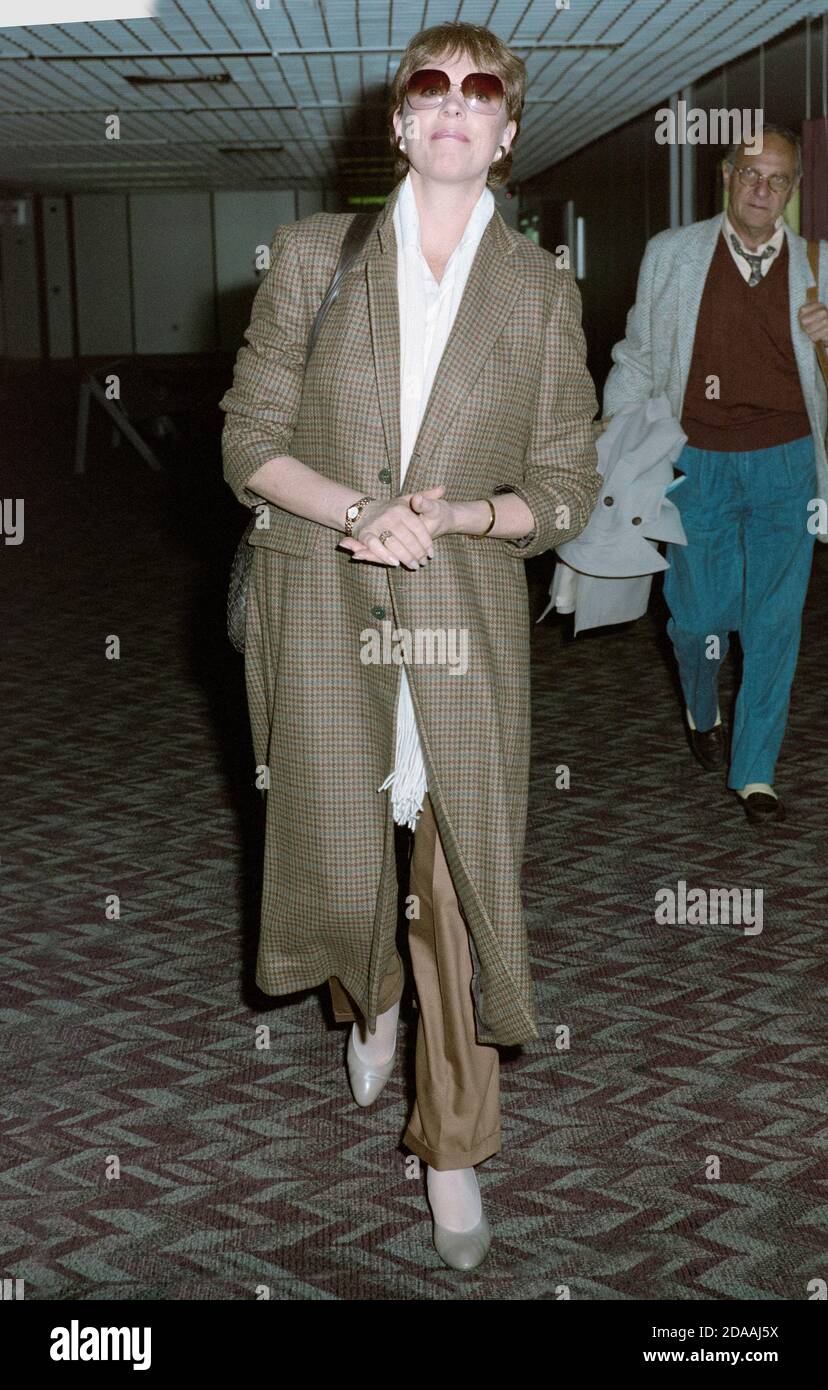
[722,211,785,262]
[394,169,494,269]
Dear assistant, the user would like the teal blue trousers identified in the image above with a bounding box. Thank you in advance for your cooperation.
[663,434,817,789]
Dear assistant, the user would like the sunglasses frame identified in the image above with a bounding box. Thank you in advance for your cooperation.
[404,68,506,115]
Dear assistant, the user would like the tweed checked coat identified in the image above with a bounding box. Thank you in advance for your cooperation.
[219,176,600,1046]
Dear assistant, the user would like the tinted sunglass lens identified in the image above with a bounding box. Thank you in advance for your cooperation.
[463,73,504,110]
[406,69,449,107]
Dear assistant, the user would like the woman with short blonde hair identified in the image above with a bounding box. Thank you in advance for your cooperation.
[220,19,599,1271]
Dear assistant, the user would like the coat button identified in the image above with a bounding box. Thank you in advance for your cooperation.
[371,605,386,620]
[631,516,642,525]
[378,467,391,483]
[603,495,614,506]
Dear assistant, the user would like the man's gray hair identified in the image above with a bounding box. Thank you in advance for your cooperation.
[725,123,802,181]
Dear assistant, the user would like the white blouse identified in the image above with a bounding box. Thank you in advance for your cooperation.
[376,171,495,830]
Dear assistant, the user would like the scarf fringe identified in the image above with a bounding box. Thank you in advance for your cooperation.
[377,666,427,830]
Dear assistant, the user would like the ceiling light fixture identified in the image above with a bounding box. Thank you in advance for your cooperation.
[0,1,157,26]
[125,73,232,87]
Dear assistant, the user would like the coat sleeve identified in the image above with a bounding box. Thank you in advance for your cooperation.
[492,270,600,562]
[602,236,663,417]
[218,221,312,509]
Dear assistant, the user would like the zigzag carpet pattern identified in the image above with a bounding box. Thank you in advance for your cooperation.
[0,362,825,1300]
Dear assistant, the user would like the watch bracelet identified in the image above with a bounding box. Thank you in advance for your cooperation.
[345,494,375,536]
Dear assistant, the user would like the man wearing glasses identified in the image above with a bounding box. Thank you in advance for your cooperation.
[603,126,828,825]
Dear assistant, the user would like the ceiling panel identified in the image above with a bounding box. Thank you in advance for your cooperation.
[0,0,824,193]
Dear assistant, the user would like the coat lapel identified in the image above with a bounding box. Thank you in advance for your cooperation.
[677,216,721,391]
[785,224,817,405]
[364,179,522,495]
[364,201,402,492]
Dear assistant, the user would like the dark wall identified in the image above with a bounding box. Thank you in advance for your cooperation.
[519,109,670,400]
[693,23,824,220]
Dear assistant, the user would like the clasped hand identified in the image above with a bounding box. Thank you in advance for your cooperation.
[339,485,453,568]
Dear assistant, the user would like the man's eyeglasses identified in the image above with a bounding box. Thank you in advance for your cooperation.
[731,164,795,194]
[404,68,505,114]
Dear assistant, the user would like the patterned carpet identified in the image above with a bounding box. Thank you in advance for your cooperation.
[1,361,825,1301]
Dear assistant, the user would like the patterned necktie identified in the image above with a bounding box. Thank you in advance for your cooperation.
[729,233,777,287]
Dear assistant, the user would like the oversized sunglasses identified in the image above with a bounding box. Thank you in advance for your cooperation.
[404,68,505,114]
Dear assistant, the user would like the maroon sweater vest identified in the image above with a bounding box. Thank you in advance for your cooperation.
[680,234,811,452]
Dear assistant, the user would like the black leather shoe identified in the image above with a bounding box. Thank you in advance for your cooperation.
[689,722,727,771]
[740,792,785,825]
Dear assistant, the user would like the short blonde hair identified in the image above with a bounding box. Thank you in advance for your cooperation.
[388,21,526,190]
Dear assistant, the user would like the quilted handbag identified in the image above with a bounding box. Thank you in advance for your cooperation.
[226,209,379,653]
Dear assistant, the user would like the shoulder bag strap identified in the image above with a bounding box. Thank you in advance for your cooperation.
[806,240,828,391]
[304,210,380,367]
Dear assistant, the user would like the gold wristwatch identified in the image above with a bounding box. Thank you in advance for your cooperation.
[344,495,375,536]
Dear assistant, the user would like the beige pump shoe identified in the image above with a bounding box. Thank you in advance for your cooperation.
[432,1211,492,1271]
[426,1169,492,1271]
[346,1024,397,1107]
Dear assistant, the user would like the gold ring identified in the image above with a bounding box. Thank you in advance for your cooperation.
[378,529,393,545]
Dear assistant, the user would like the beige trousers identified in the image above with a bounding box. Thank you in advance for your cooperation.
[328,792,501,1170]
